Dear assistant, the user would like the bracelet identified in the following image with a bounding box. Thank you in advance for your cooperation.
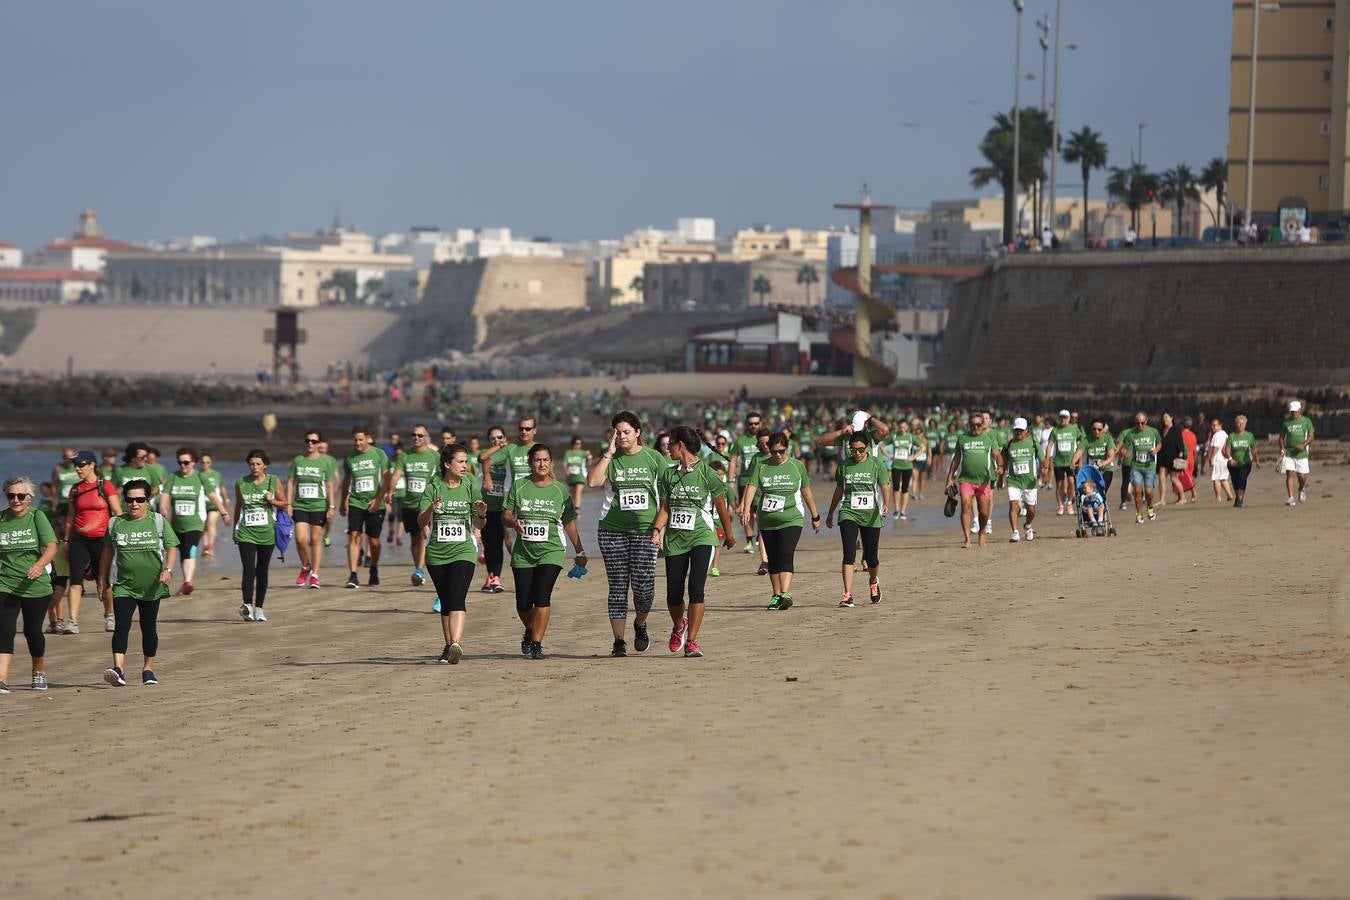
[811,515,820,521]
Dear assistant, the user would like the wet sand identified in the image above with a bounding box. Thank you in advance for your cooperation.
[3,465,1348,898]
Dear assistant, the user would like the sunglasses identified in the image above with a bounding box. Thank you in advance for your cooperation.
[126,496,149,504]
[412,433,428,440]
[769,448,788,456]
[305,438,320,444]
[75,460,93,467]
[5,492,28,501]
[849,446,869,453]
[178,459,193,465]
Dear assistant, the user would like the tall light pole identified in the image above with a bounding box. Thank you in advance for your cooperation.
[1244,2,1280,229]
[1036,14,1051,235]
[1138,122,1148,165]
[1048,0,1063,241]
[1011,0,1025,245]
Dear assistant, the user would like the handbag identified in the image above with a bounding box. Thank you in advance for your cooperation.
[1171,458,1187,471]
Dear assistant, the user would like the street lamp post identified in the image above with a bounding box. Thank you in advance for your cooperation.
[1036,14,1051,234]
[1048,0,1063,243]
[1244,2,1281,229]
[1011,0,1024,246]
[1138,122,1148,166]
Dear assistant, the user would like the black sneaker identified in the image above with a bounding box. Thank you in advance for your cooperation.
[345,571,359,589]
[368,566,380,587]
[633,623,650,653]
[529,641,545,660]
[756,563,768,576]
[0,680,8,694]
[521,630,532,657]
[142,670,158,686]
[777,593,793,611]
[103,666,126,687]
[438,644,452,664]
[611,638,627,657]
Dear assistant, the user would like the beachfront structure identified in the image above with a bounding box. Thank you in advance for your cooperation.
[0,268,101,304]
[642,257,823,310]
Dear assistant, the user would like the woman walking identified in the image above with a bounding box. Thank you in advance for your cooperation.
[1208,417,1234,503]
[503,444,586,660]
[1226,415,1261,508]
[199,452,225,558]
[63,450,121,634]
[826,434,891,607]
[161,447,229,596]
[739,431,819,611]
[419,444,486,664]
[233,450,287,622]
[1158,411,1186,506]
[587,411,665,657]
[287,430,338,589]
[99,479,179,687]
[651,426,736,658]
[0,476,57,693]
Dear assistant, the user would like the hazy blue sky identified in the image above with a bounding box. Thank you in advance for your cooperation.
[1,0,1232,248]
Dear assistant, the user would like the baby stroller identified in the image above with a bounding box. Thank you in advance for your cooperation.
[1074,465,1116,538]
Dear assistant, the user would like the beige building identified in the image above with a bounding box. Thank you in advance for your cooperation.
[418,256,586,350]
[1228,0,1349,222]
[643,257,823,310]
[595,230,719,306]
[729,227,832,261]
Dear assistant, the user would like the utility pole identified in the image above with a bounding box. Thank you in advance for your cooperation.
[1048,0,1063,242]
[1011,0,1024,244]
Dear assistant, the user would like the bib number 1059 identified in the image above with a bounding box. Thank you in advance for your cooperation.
[521,520,549,542]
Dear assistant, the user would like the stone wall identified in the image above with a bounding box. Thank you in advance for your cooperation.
[419,257,586,351]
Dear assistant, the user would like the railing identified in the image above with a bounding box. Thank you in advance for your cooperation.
[873,250,996,267]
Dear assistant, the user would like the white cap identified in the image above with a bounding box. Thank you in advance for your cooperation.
[1013,417,1028,431]
[851,410,870,431]
[1288,400,1302,412]
[1058,408,1070,418]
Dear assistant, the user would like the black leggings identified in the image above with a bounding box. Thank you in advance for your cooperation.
[68,534,105,583]
[513,564,561,614]
[0,592,49,657]
[238,542,275,607]
[112,595,159,657]
[483,511,506,576]
[1101,470,1114,498]
[428,560,474,614]
[1119,468,1131,505]
[666,544,713,607]
[839,520,881,568]
[1230,462,1252,492]
[890,469,913,494]
[760,526,802,575]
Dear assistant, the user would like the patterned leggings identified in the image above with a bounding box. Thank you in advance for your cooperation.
[597,529,658,620]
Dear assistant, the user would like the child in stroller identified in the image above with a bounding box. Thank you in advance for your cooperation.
[1075,465,1115,537]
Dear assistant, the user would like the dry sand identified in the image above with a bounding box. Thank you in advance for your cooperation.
[3,465,1348,898]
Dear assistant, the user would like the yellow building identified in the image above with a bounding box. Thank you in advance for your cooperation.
[1228,0,1348,222]
[729,227,832,261]
[596,230,718,305]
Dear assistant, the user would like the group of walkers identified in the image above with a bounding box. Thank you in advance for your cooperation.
[0,397,1316,693]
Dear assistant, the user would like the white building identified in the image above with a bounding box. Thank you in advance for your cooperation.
[0,241,21,268]
[677,217,716,242]
[0,269,101,304]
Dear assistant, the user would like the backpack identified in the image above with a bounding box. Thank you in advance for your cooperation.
[69,478,112,511]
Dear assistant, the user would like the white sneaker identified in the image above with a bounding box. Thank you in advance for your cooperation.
[1025,525,1035,541]
[1286,497,1297,507]
[1298,489,1307,503]
[105,614,115,633]
[969,520,979,534]
[1009,530,1020,543]
[240,603,253,620]
[253,607,267,622]
[1019,506,1028,517]
[984,521,992,535]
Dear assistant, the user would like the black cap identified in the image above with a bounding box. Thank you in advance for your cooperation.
[72,451,98,466]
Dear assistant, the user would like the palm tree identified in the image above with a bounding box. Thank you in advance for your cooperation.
[752,275,772,306]
[1199,157,1228,231]
[1159,164,1201,237]
[1107,163,1159,233]
[970,108,1055,244]
[1062,126,1109,246]
[628,275,645,300]
[796,264,819,305]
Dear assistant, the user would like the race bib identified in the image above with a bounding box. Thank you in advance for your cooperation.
[618,489,648,511]
[354,475,376,494]
[1012,460,1031,476]
[484,482,504,497]
[1056,437,1074,452]
[669,509,697,531]
[895,446,911,460]
[849,492,875,511]
[435,520,467,543]
[243,508,268,527]
[760,494,786,513]
[408,477,426,494]
[521,520,549,542]
[298,483,320,499]
[174,500,196,517]
[567,465,582,476]
[1136,451,1155,465]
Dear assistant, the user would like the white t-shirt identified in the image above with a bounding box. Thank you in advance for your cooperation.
[1209,429,1228,455]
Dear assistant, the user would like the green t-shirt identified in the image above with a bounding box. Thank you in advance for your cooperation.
[106,513,179,601]
[943,431,959,453]
[504,479,576,569]
[734,435,759,486]
[598,447,666,534]
[288,454,338,513]
[1083,432,1115,472]
[485,443,533,513]
[392,448,440,511]
[163,472,209,534]
[345,447,390,510]
[563,449,589,485]
[146,462,168,493]
[1002,437,1042,490]
[1228,430,1256,467]
[888,433,918,471]
[235,474,279,546]
[1049,425,1080,467]
[424,476,483,566]
[835,455,888,527]
[0,508,56,599]
[751,458,809,530]
[54,464,80,511]
[1118,427,1162,471]
[201,469,224,512]
[954,430,1000,484]
[113,464,154,491]
[1282,416,1314,459]
[658,460,727,557]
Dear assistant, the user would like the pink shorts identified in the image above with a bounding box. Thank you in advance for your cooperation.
[958,481,993,500]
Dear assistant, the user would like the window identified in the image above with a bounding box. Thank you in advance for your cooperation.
[297,288,304,300]
[1319,174,1330,189]
[1325,17,1334,33]
[1325,69,1333,84]
[1320,120,1332,136]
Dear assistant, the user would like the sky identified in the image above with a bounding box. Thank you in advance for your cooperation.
[0,0,1232,249]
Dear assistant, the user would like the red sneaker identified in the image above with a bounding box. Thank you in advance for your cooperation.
[176,581,194,596]
[668,617,688,653]
[295,566,311,587]
[869,581,882,604]
[683,640,702,658]
[308,573,321,589]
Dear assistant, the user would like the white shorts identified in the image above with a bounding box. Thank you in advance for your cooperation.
[1280,456,1310,475]
[1007,487,1038,506]
[1210,458,1229,481]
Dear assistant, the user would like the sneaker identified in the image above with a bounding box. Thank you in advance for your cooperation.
[869,581,882,604]
[777,593,793,610]
[368,567,380,587]
[684,640,703,658]
[438,644,452,664]
[178,581,194,596]
[296,566,311,587]
[322,536,331,548]
[489,575,504,594]
[1285,496,1297,507]
[203,545,214,558]
[103,666,126,687]
[448,642,463,664]
[611,638,627,657]
[46,619,61,635]
[756,563,768,576]
[345,572,359,589]
[1056,504,1065,516]
[396,537,404,548]
[839,593,855,609]
[984,521,993,535]
[1136,513,1145,524]
[63,620,79,635]
[31,672,47,691]
[308,573,321,589]
[142,670,158,686]
[1298,489,1307,503]
[709,567,720,577]
[521,630,532,657]
[253,607,267,622]
[411,567,426,587]
[767,594,783,611]
[105,614,115,633]
[1009,530,1020,543]
[529,641,545,660]
[0,680,8,694]
[969,519,979,534]
[432,597,442,613]
[1119,501,1128,511]
[1147,507,1157,521]
[744,543,755,554]
[633,623,650,653]
[240,603,252,620]
[898,513,908,520]
[480,576,494,593]
[1025,525,1035,541]
[669,618,688,653]
[1234,498,1244,509]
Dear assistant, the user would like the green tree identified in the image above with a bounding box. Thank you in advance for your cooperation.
[1062,126,1109,246]
[1159,164,1201,237]
[1199,157,1228,230]
[322,269,359,304]
[1107,163,1159,233]
[795,263,819,305]
[628,275,644,297]
[752,275,772,306]
[605,286,622,305]
[970,108,1054,244]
